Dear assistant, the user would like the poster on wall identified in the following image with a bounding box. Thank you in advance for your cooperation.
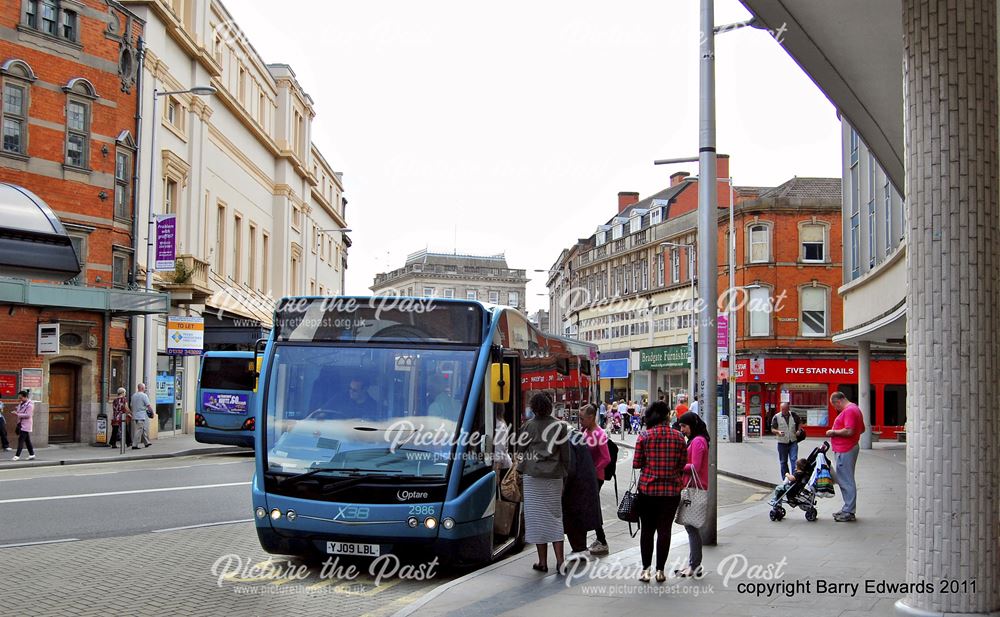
[202,392,249,415]
[38,323,59,355]
[156,373,175,405]
[21,368,43,392]
[0,373,17,397]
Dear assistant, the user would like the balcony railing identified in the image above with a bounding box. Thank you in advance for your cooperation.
[159,254,212,304]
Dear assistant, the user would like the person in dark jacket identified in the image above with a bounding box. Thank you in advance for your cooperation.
[562,428,603,561]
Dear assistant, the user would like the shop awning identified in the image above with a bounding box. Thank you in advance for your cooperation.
[0,277,169,315]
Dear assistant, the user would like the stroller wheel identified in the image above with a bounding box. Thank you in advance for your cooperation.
[777,506,786,519]
[769,509,779,522]
[805,507,818,522]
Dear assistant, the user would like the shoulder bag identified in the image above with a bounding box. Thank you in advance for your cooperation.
[675,468,709,528]
[617,469,642,537]
[794,413,807,442]
[500,466,522,503]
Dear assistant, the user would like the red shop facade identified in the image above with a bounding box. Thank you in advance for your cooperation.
[733,357,907,438]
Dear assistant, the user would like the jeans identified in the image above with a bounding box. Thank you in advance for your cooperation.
[835,445,859,514]
[0,414,8,449]
[684,524,702,569]
[637,493,681,571]
[777,441,799,480]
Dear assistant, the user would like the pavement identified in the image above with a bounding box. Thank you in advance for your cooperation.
[0,432,248,468]
[393,435,908,617]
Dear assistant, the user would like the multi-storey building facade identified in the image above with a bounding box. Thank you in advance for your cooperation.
[552,158,879,435]
[372,250,528,311]
[832,120,908,436]
[121,0,348,435]
[0,1,170,446]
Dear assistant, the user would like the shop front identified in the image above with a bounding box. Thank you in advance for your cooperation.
[598,349,629,404]
[638,344,691,408]
[734,357,906,438]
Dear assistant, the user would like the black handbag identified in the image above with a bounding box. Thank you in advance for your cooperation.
[14,422,21,435]
[146,408,154,419]
[795,427,807,442]
[617,471,642,537]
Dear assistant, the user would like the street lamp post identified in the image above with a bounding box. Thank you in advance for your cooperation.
[660,241,697,401]
[313,227,352,295]
[143,85,215,405]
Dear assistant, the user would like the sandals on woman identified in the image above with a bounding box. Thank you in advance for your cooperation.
[532,563,549,573]
[655,570,666,583]
[638,569,651,583]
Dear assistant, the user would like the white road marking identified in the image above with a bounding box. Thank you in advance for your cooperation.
[153,519,253,533]
[0,538,80,549]
[0,481,250,504]
[0,459,252,482]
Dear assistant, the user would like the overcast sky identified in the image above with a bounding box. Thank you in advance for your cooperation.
[226,0,842,312]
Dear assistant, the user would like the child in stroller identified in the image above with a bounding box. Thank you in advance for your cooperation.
[768,441,832,522]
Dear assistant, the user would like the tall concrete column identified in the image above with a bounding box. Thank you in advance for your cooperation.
[858,341,872,450]
[897,1,1000,615]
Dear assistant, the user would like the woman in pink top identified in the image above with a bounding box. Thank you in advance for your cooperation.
[579,404,611,555]
[675,411,709,577]
[12,389,34,461]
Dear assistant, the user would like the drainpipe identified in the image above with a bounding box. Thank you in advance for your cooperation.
[130,37,146,394]
[98,310,110,446]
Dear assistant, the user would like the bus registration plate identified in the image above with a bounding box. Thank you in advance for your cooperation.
[326,541,381,557]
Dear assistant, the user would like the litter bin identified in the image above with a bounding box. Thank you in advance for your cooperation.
[95,412,108,446]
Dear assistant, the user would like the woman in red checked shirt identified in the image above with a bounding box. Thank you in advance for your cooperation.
[632,401,687,583]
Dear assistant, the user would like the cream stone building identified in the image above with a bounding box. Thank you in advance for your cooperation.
[122,0,349,436]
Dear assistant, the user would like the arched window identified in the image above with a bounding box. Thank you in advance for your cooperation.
[748,224,770,263]
[1,60,35,156]
[801,287,828,337]
[800,223,826,262]
[63,79,97,170]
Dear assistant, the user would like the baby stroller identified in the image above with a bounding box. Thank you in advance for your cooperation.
[768,441,833,523]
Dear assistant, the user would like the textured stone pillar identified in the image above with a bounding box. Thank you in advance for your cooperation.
[858,341,872,450]
[898,1,1000,615]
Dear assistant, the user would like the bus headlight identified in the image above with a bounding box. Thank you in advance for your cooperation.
[286,510,297,522]
[407,517,419,528]
[442,518,455,530]
[270,508,282,520]
[424,517,438,529]
[255,507,267,519]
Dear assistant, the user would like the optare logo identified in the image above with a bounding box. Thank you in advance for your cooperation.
[397,490,429,501]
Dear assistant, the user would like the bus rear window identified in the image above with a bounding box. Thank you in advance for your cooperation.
[200,358,256,391]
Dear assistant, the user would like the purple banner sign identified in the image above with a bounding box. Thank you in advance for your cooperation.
[155,213,177,271]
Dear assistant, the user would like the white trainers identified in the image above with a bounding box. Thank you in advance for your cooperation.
[588,541,609,555]
[28,454,35,460]
[11,456,19,461]
[3,447,10,451]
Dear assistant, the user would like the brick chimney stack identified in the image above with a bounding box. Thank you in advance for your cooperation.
[670,171,690,186]
[717,154,730,180]
[617,191,639,213]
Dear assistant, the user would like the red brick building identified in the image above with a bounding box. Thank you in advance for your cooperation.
[0,1,167,446]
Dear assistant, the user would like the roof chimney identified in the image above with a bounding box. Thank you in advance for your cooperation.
[670,171,691,186]
[617,191,639,213]
[717,154,730,181]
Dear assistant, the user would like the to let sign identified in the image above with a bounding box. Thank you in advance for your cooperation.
[166,316,204,356]
[38,323,59,354]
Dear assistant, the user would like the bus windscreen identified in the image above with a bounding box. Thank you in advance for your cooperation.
[273,298,483,346]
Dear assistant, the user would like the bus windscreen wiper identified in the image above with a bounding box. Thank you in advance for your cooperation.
[275,466,402,489]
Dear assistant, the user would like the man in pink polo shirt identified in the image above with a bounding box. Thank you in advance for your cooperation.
[825,391,864,521]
